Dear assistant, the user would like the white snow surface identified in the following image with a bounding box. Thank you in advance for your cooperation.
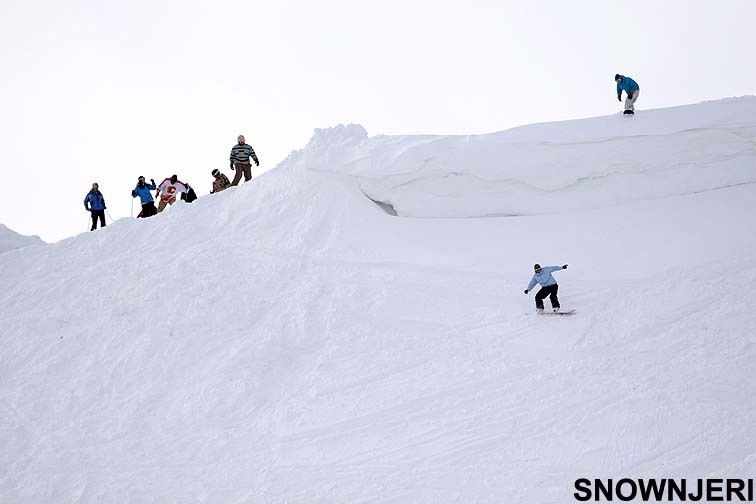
[0,223,45,255]
[2,98,756,503]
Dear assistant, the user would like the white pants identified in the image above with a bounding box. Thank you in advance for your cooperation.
[625,90,640,111]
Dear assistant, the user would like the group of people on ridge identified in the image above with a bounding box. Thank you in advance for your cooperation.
[83,134,260,228]
[85,75,640,310]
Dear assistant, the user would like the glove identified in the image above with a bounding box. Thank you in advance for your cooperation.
[524,289,529,294]
[562,264,568,269]
[230,161,235,170]
[627,92,633,99]
[131,190,137,197]
[150,178,155,185]
[254,158,259,167]
[617,95,622,102]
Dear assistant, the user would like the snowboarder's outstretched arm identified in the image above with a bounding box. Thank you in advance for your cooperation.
[542,265,564,273]
[525,277,538,293]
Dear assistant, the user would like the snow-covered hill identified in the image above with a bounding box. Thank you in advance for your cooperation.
[2,98,756,503]
[0,223,45,255]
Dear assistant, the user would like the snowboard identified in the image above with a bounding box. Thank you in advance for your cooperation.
[623,110,635,115]
[538,309,576,316]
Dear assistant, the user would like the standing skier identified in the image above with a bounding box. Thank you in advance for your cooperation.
[229,134,259,186]
[83,182,107,231]
[131,176,158,218]
[524,263,568,312]
[615,74,640,114]
[156,174,188,212]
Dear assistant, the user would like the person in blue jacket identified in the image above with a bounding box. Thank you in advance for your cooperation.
[615,74,640,113]
[131,176,158,218]
[84,182,107,231]
[524,263,568,312]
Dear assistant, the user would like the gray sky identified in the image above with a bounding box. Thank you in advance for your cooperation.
[1,0,755,242]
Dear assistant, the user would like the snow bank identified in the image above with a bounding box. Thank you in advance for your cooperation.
[0,223,45,254]
[1,98,755,503]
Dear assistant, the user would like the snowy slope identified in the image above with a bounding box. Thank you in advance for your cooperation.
[1,98,756,503]
[0,223,45,255]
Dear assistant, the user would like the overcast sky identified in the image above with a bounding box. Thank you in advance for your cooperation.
[1,0,755,242]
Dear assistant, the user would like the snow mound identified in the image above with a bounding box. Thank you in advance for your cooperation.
[0,223,45,254]
[1,98,756,503]
[301,97,756,218]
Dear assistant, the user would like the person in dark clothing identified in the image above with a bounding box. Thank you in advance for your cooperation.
[181,183,197,203]
[229,134,259,186]
[84,182,107,231]
[131,176,158,218]
[524,263,568,312]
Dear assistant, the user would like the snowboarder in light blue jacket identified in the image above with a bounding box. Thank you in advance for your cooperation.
[615,74,640,113]
[524,263,568,312]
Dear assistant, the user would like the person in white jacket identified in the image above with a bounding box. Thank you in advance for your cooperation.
[156,174,189,213]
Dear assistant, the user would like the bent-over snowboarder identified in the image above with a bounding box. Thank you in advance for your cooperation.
[615,74,640,114]
[524,263,568,312]
[210,169,231,193]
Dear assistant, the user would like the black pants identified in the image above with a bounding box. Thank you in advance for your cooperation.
[141,202,157,218]
[90,210,106,230]
[535,284,560,310]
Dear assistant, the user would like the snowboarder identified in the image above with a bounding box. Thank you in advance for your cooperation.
[131,176,158,218]
[615,74,640,114]
[524,263,568,312]
[210,168,231,194]
[229,134,259,186]
[84,182,107,231]
[156,174,189,213]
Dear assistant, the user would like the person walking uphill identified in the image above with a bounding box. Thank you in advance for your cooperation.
[156,174,188,213]
[524,263,568,312]
[131,176,158,218]
[84,182,107,231]
[615,74,640,114]
[229,134,259,186]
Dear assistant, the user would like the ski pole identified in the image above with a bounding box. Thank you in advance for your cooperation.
[105,210,115,223]
[130,198,134,218]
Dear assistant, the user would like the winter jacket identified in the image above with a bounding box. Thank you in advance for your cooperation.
[156,178,188,202]
[211,173,231,193]
[84,190,106,211]
[132,183,156,204]
[526,266,563,291]
[230,143,259,166]
[616,75,640,98]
